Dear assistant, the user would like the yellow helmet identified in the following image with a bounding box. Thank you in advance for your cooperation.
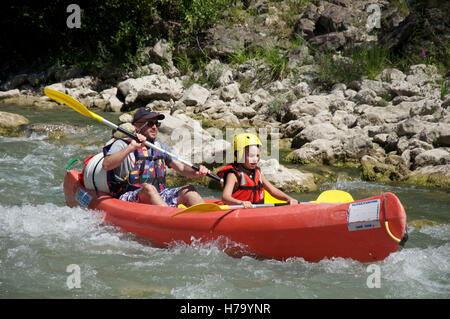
[233,133,262,162]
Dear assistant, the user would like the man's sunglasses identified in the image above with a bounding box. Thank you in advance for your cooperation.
[138,120,161,128]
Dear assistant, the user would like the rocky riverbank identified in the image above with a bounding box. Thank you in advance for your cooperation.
[1,0,449,190]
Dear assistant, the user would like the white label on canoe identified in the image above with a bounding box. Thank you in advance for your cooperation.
[76,188,92,208]
[347,199,381,231]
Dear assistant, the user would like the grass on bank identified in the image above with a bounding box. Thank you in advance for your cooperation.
[314,43,392,88]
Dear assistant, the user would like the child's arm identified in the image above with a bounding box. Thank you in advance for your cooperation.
[261,174,298,205]
[222,173,253,208]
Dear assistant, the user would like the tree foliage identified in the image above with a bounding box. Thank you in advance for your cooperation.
[0,0,230,78]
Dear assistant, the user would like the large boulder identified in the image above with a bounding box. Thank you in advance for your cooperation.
[361,154,411,183]
[180,84,210,106]
[281,95,332,121]
[413,148,450,168]
[285,138,343,165]
[0,111,29,137]
[259,158,317,192]
[117,74,184,106]
[404,164,450,189]
[291,122,340,149]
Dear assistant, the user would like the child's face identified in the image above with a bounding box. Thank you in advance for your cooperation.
[244,145,260,169]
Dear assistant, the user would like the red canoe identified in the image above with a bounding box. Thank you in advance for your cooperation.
[63,170,407,262]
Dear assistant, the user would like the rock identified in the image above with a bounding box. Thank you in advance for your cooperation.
[359,80,390,98]
[204,59,233,87]
[309,32,346,50]
[150,39,173,63]
[117,74,184,106]
[286,45,311,69]
[0,111,29,137]
[281,118,311,138]
[135,63,164,76]
[281,95,332,121]
[340,129,374,160]
[357,102,414,127]
[373,133,389,146]
[45,83,66,93]
[64,76,95,89]
[408,98,440,117]
[361,154,410,183]
[413,148,450,168]
[389,64,443,98]
[331,110,357,129]
[442,94,450,108]
[0,89,20,100]
[353,89,381,105]
[157,111,231,164]
[229,101,257,119]
[291,123,340,149]
[293,82,312,97]
[250,88,271,105]
[0,74,28,90]
[285,139,342,165]
[380,14,419,51]
[202,21,278,57]
[377,68,406,83]
[328,98,356,114]
[219,82,244,102]
[113,122,135,139]
[180,84,210,106]
[317,1,353,32]
[395,118,426,137]
[404,164,450,189]
[389,80,421,97]
[26,123,87,139]
[140,40,178,77]
[118,113,133,123]
[259,158,317,192]
[407,64,441,86]
[97,88,123,112]
[295,18,316,38]
[418,123,450,146]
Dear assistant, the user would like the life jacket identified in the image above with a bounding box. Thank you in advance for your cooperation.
[102,138,167,195]
[217,163,265,204]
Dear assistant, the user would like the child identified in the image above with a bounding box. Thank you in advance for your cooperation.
[217,133,298,208]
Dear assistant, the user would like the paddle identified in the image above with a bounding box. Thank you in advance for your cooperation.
[44,88,223,183]
[264,189,354,204]
[171,189,355,217]
[171,202,289,217]
[310,190,354,203]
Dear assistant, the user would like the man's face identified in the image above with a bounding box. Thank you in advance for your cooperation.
[134,118,160,141]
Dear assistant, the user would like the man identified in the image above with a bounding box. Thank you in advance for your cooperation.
[102,107,210,207]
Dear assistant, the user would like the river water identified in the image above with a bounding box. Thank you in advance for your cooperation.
[1,103,449,299]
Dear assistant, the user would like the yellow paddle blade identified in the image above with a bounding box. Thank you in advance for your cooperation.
[312,190,354,203]
[44,88,104,123]
[264,191,286,204]
[171,203,229,217]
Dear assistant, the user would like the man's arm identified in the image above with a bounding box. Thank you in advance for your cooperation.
[102,135,145,171]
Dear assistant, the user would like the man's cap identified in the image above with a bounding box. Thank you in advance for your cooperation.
[132,107,165,124]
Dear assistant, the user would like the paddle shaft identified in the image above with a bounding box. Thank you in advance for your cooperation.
[100,118,222,183]
[227,203,289,209]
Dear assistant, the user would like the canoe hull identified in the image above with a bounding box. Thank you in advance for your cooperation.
[64,170,407,262]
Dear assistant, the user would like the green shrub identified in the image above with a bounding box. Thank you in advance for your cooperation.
[314,43,391,87]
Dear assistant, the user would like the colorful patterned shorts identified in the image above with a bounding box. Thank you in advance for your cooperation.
[119,186,182,207]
